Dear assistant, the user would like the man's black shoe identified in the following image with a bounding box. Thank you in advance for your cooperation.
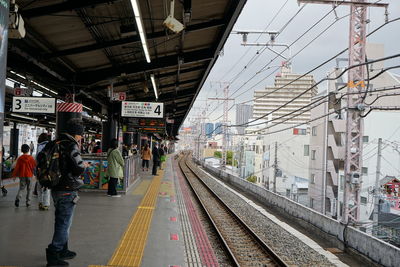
[59,249,76,260]
[14,199,19,207]
[46,248,69,266]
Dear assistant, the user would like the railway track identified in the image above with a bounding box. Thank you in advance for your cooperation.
[178,154,289,267]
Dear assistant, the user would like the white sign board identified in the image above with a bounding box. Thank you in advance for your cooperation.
[121,101,164,118]
[12,97,56,113]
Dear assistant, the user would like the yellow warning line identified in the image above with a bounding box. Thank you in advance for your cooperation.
[132,180,151,196]
[103,170,164,267]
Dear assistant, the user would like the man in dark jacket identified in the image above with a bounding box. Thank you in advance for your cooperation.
[152,143,160,175]
[46,118,86,267]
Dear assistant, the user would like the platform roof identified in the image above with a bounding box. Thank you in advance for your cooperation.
[6,0,247,136]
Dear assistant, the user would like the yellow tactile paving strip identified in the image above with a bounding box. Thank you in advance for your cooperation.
[131,180,152,196]
[91,169,164,267]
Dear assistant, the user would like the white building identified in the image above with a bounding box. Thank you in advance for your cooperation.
[253,65,317,124]
[261,126,311,199]
[236,104,253,135]
[308,43,400,221]
[243,65,317,199]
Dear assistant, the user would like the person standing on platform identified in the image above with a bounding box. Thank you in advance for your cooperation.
[131,144,138,155]
[122,144,129,158]
[12,144,36,207]
[92,141,102,154]
[106,138,124,197]
[46,118,86,267]
[29,141,35,155]
[163,143,168,155]
[141,144,151,171]
[37,133,51,210]
[152,143,161,175]
[159,144,166,170]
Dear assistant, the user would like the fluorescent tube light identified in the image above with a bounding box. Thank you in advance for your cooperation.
[150,74,158,100]
[10,113,38,121]
[130,0,151,63]
[49,122,56,125]
[83,105,93,111]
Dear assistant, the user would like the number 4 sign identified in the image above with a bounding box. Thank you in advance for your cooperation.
[121,101,164,118]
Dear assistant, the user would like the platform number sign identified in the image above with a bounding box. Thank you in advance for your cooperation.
[121,101,164,118]
[12,97,56,113]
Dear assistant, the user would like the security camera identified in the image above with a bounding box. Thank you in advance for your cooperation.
[163,15,184,34]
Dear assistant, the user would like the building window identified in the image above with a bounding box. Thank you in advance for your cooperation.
[361,196,367,204]
[311,174,315,184]
[312,126,317,136]
[325,198,331,213]
[310,198,314,208]
[340,175,344,191]
[362,167,368,175]
[293,128,307,135]
[362,136,369,143]
[311,150,316,160]
[304,145,310,156]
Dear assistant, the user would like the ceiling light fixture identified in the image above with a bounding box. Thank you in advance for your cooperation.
[10,113,38,121]
[150,74,158,100]
[130,0,151,63]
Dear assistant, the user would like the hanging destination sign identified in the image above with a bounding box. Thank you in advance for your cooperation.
[12,97,56,113]
[121,101,164,118]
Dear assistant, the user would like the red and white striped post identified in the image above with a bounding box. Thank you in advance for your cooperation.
[56,101,83,138]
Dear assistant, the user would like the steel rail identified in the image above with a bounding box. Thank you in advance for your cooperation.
[178,154,289,267]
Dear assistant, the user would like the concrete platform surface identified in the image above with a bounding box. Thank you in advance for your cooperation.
[0,156,198,267]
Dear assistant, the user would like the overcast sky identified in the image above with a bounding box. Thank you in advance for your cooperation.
[185,0,400,123]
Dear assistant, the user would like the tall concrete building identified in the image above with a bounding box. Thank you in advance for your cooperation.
[308,43,400,221]
[235,104,253,135]
[205,123,214,138]
[214,122,223,135]
[253,66,317,124]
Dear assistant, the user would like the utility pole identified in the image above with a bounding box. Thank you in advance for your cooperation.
[209,83,234,170]
[373,138,382,235]
[272,141,278,193]
[299,0,388,224]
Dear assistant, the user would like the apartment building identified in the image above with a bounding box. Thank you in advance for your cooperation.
[308,43,400,221]
[253,65,317,124]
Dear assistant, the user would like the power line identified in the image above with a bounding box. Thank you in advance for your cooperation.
[207,15,400,123]
[231,56,400,128]
[382,155,400,175]
[218,0,291,83]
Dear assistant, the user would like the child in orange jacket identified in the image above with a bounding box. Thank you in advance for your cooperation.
[12,144,36,207]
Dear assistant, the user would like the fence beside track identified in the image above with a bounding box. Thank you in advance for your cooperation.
[194,158,400,267]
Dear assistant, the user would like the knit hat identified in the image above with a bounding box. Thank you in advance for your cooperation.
[66,118,84,136]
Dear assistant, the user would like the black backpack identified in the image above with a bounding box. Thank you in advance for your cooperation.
[36,140,66,188]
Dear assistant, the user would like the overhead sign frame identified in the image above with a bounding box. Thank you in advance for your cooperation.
[12,96,56,114]
[121,101,164,118]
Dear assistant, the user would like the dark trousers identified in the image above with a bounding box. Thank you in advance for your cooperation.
[142,159,149,169]
[152,161,160,175]
[108,177,118,195]
[48,191,77,252]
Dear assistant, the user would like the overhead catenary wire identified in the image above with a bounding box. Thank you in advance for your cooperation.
[231,55,400,128]
[201,0,295,108]
[241,68,400,129]
[206,15,400,123]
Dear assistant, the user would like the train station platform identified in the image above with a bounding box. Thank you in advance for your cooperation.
[0,155,210,267]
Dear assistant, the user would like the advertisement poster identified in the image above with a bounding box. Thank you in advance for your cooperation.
[0,1,9,179]
[81,160,101,189]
